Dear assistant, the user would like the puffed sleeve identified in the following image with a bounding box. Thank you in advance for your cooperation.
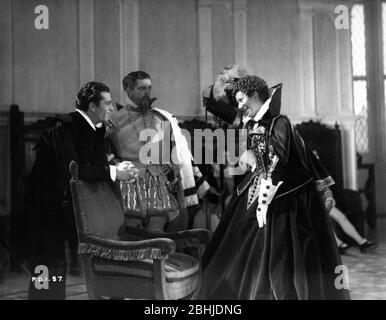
[268,116,292,185]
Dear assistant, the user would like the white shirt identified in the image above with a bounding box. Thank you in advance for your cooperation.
[75,109,116,181]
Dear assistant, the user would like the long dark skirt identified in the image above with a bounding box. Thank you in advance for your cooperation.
[199,182,350,300]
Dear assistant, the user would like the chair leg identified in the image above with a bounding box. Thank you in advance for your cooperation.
[153,259,167,300]
[190,276,201,300]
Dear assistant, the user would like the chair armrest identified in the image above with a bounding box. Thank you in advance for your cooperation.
[122,227,212,249]
[78,234,176,261]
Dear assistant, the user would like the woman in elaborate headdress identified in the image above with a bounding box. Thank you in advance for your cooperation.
[202,64,249,126]
[199,75,350,300]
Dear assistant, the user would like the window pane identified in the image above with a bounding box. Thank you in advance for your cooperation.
[354,80,369,154]
[353,80,367,116]
[351,4,367,77]
[383,2,386,74]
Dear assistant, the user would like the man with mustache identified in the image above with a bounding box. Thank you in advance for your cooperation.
[107,71,209,233]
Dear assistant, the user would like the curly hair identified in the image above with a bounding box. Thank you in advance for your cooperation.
[76,81,110,112]
[230,75,269,102]
[122,71,151,91]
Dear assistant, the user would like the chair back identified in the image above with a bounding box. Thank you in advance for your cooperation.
[69,161,124,241]
[295,120,343,192]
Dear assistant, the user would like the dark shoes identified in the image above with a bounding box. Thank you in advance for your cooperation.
[359,241,378,253]
[338,243,350,255]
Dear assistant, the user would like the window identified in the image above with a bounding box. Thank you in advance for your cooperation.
[383,2,386,113]
[351,3,369,154]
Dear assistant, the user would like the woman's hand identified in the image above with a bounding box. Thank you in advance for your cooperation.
[239,150,257,172]
[212,77,231,103]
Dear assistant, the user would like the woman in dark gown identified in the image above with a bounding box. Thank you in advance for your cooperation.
[199,75,350,300]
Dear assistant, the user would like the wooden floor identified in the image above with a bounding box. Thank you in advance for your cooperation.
[1,217,386,300]
[340,216,386,300]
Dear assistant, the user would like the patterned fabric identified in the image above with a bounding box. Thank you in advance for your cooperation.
[249,123,268,174]
[247,176,261,210]
[89,252,200,299]
[243,121,282,210]
[119,163,180,219]
[78,243,165,261]
[109,105,209,211]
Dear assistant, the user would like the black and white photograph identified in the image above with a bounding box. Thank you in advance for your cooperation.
[0,0,385,304]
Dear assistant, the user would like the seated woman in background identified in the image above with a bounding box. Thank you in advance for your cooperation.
[328,201,377,254]
[199,75,350,300]
[311,150,377,254]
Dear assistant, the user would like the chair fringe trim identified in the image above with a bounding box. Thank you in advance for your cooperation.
[78,243,165,261]
[120,236,200,249]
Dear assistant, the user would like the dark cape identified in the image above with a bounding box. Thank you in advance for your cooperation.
[25,112,110,299]
[199,113,350,300]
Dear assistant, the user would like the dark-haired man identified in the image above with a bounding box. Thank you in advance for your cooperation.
[26,81,138,299]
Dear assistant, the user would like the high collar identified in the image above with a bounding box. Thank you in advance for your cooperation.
[125,96,158,113]
[75,109,103,131]
[241,83,283,125]
[125,97,150,114]
[75,109,96,131]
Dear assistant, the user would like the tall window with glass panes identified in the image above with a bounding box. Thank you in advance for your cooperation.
[351,3,369,155]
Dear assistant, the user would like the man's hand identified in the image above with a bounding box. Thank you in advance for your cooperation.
[116,161,139,182]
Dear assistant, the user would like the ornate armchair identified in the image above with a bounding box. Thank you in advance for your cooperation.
[69,161,211,300]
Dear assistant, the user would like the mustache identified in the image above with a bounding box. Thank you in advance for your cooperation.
[141,97,157,104]
[138,97,157,110]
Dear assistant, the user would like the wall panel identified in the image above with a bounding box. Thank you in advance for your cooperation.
[12,0,78,113]
[93,0,121,103]
[313,13,339,116]
[247,0,301,116]
[212,0,235,77]
[139,0,199,116]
